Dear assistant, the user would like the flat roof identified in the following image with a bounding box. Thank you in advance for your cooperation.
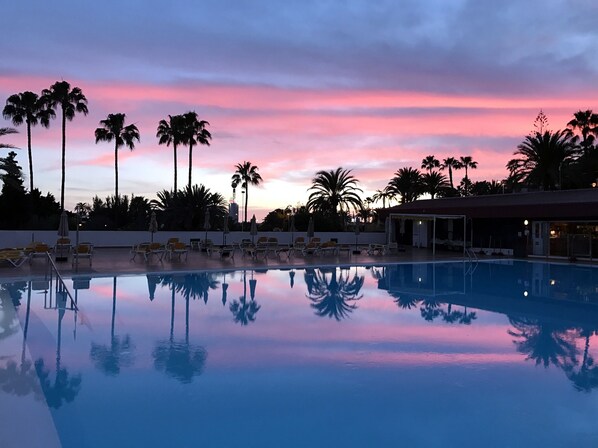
[387,188,598,220]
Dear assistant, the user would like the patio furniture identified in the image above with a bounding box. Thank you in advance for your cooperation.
[55,237,72,262]
[0,249,29,268]
[213,245,235,259]
[72,243,94,266]
[131,242,151,261]
[319,241,338,256]
[367,243,385,255]
[169,241,189,261]
[29,243,51,264]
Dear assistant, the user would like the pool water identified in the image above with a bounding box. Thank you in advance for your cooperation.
[2,260,598,447]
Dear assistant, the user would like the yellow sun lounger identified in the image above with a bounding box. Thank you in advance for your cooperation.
[0,249,29,268]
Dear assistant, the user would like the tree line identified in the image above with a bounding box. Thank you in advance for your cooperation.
[1,80,597,231]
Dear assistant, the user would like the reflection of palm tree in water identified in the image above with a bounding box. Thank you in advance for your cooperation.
[164,272,219,304]
[153,282,207,383]
[565,329,598,392]
[306,268,364,321]
[508,317,579,369]
[90,277,135,375]
[391,293,420,310]
[229,271,261,325]
[36,282,82,408]
[0,282,44,401]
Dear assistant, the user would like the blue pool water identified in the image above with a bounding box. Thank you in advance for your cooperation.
[2,260,598,447]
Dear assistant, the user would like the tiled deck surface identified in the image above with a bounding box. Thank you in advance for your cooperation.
[0,246,472,280]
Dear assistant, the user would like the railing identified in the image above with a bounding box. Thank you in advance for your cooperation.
[44,252,78,312]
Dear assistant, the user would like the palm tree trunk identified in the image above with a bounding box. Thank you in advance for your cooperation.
[244,185,249,223]
[27,119,33,192]
[60,108,66,210]
[448,167,453,189]
[173,143,178,192]
[114,142,119,228]
[188,142,193,191]
[111,277,117,340]
[114,142,119,203]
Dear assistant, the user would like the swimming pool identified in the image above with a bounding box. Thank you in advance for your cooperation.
[2,260,598,447]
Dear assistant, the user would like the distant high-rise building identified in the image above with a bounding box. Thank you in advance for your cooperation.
[229,202,239,222]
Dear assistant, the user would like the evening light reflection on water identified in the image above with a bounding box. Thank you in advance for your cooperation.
[2,260,598,447]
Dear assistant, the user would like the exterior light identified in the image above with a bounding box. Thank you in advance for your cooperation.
[550,230,556,236]
[523,291,528,297]
[418,221,422,225]
[550,279,556,286]
[418,277,422,282]
[524,220,529,226]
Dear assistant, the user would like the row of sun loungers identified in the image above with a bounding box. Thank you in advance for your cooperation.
[0,240,95,268]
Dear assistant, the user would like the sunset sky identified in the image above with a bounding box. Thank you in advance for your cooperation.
[2,0,598,218]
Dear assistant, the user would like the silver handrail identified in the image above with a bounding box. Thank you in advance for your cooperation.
[46,252,79,311]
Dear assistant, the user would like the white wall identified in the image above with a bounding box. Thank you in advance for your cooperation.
[0,230,386,248]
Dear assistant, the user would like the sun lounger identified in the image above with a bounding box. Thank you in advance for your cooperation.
[213,245,235,259]
[28,243,51,264]
[146,243,166,262]
[0,249,29,268]
[72,243,93,266]
[302,241,320,256]
[169,242,188,261]
[367,243,385,255]
[239,239,255,258]
[319,241,338,256]
[131,242,150,261]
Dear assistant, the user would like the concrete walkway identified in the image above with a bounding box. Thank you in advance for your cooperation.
[0,246,471,281]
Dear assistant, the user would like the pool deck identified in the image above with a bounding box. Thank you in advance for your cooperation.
[0,245,474,280]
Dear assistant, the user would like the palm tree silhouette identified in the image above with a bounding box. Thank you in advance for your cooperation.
[306,167,363,227]
[388,167,422,204]
[3,91,54,191]
[440,157,462,189]
[421,155,440,174]
[89,277,135,376]
[42,81,88,210]
[459,156,478,195]
[0,127,18,151]
[391,293,421,310]
[157,114,185,192]
[231,161,263,224]
[180,111,211,191]
[306,268,364,320]
[567,110,598,151]
[94,113,140,209]
[421,171,449,199]
[372,186,395,209]
[507,130,576,190]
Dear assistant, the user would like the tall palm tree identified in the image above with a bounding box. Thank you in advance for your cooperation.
[306,167,363,216]
[231,161,263,224]
[388,167,422,203]
[94,113,140,207]
[459,156,478,182]
[180,111,211,191]
[372,186,395,208]
[3,91,54,191]
[421,170,449,199]
[0,127,18,151]
[507,130,577,190]
[567,110,598,151]
[459,156,478,195]
[42,81,88,210]
[157,114,185,192]
[440,157,462,189]
[421,155,440,174]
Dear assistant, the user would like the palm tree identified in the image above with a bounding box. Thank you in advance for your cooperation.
[507,130,577,190]
[42,81,88,210]
[231,161,263,224]
[459,156,478,195]
[459,156,478,182]
[567,110,598,151]
[440,157,462,189]
[3,91,54,191]
[388,167,422,203]
[157,114,185,192]
[421,170,449,199]
[0,127,18,151]
[372,186,395,209]
[421,155,440,174]
[94,113,140,207]
[180,111,211,191]
[306,167,363,218]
